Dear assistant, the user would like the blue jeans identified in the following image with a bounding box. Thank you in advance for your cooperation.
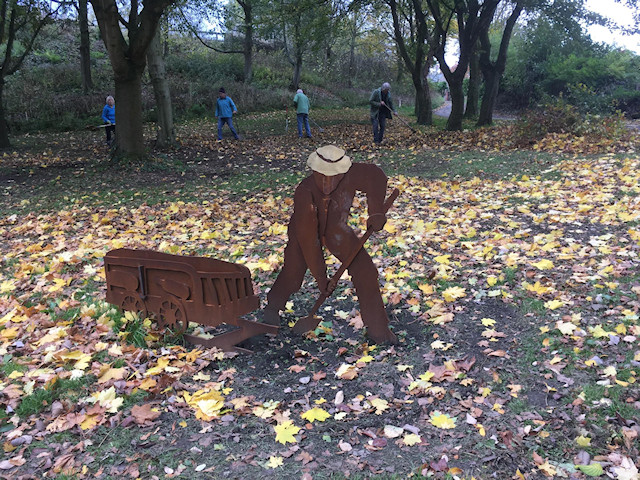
[217,117,238,140]
[372,113,387,143]
[297,113,311,137]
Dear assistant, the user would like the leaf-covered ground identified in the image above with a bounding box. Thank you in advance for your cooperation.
[1,111,639,479]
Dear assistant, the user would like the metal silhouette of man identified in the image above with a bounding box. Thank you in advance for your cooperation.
[264,145,397,344]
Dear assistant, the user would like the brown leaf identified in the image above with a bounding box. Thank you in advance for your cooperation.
[131,404,161,425]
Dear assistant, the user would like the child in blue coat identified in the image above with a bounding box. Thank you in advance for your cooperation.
[101,95,115,145]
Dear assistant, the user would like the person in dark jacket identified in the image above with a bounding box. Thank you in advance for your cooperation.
[101,95,115,145]
[369,82,396,144]
[263,145,397,344]
[215,87,239,140]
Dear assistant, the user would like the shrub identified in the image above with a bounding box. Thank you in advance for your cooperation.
[513,96,581,144]
[513,96,629,146]
[574,112,627,140]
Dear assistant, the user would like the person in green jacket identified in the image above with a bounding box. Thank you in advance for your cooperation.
[293,89,312,138]
[369,82,396,144]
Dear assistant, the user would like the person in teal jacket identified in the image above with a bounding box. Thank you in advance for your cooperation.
[293,89,312,138]
[369,82,396,144]
[215,87,239,140]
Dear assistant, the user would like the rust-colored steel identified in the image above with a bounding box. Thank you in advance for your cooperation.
[104,249,277,352]
[265,151,400,344]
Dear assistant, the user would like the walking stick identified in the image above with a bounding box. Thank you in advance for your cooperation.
[292,188,400,335]
[285,105,289,132]
[234,114,242,140]
[308,116,324,133]
[382,104,417,133]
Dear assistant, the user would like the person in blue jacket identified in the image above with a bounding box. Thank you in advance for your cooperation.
[215,87,239,140]
[101,95,115,145]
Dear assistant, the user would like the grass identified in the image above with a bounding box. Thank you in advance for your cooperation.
[1,356,29,377]
[16,376,96,418]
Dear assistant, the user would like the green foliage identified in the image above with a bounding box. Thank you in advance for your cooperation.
[502,18,640,116]
[253,66,290,88]
[113,312,149,348]
[166,51,244,83]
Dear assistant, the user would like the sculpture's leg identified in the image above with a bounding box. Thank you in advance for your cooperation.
[265,236,308,325]
[345,248,398,345]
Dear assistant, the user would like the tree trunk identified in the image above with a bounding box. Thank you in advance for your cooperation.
[146,30,175,148]
[243,3,253,83]
[477,69,499,125]
[79,0,93,93]
[347,28,356,88]
[465,46,480,118]
[413,67,432,125]
[291,55,302,90]
[477,2,523,127]
[447,79,465,131]
[0,80,9,148]
[114,72,145,157]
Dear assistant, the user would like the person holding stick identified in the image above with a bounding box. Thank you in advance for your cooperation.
[293,88,312,138]
[101,95,115,146]
[369,82,396,144]
[215,87,239,140]
[263,145,397,344]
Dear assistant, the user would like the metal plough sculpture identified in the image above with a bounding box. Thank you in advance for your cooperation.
[104,249,277,352]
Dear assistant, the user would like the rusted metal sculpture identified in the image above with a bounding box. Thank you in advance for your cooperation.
[264,145,399,344]
[104,249,277,352]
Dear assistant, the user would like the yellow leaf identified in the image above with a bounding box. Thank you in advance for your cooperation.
[335,363,358,380]
[532,259,554,270]
[88,386,123,413]
[481,318,496,327]
[265,456,283,469]
[433,255,450,264]
[0,280,16,294]
[274,421,301,444]
[576,435,591,447]
[183,389,226,421]
[538,461,557,476]
[429,411,456,429]
[418,284,433,295]
[487,276,498,287]
[442,286,466,302]
[1,327,19,340]
[301,407,331,423]
[525,281,552,295]
[79,414,101,431]
[402,434,422,446]
[544,300,564,310]
[139,378,157,391]
[602,366,617,377]
[370,398,389,415]
[98,366,126,384]
[557,321,577,335]
[615,323,627,335]
[589,325,612,338]
[144,357,171,376]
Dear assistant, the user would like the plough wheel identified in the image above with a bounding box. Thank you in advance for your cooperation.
[159,298,188,334]
[120,294,148,320]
